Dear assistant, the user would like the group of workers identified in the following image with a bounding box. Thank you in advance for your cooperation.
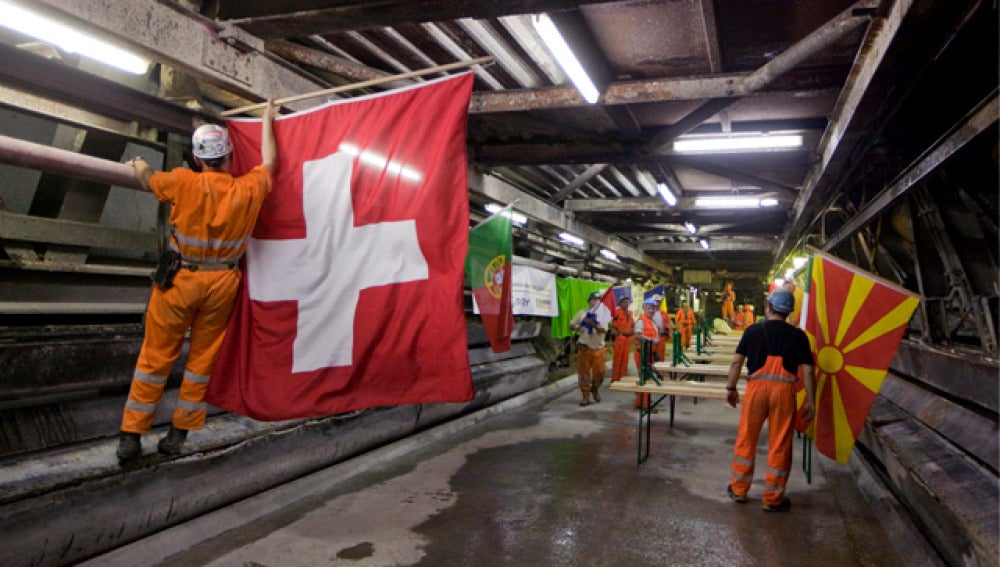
[720,282,755,330]
[570,285,815,513]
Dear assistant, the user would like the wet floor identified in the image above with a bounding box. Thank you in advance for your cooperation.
[146,374,906,567]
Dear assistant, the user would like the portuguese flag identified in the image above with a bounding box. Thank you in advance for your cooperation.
[465,207,514,352]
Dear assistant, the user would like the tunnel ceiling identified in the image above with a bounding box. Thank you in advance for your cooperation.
[5,0,998,286]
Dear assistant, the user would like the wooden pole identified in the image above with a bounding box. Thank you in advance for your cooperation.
[220,56,493,117]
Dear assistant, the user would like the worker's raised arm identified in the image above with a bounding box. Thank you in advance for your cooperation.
[260,99,278,173]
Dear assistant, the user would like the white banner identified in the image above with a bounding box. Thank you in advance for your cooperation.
[472,265,558,316]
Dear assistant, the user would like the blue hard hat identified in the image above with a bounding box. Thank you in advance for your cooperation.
[643,297,659,306]
[767,289,794,315]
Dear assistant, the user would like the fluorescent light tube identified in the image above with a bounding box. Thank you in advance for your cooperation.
[484,203,527,225]
[759,198,779,207]
[532,14,600,104]
[684,222,697,234]
[657,182,677,206]
[694,197,766,209]
[673,134,803,153]
[558,232,585,247]
[0,1,148,74]
[700,239,709,250]
[600,249,618,261]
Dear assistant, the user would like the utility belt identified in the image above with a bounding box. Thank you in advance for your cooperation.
[152,249,239,289]
[181,261,238,271]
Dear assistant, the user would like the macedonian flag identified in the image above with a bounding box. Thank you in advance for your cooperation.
[797,250,920,463]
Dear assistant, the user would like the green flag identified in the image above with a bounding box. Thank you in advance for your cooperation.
[465,208,514,352]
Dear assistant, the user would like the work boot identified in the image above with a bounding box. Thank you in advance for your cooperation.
[116,432,141,463]
[157,426,188,456]
[580,390,590,406]
[591,382,602,403]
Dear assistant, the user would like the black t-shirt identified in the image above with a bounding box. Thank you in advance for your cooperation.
[736,320,815,375]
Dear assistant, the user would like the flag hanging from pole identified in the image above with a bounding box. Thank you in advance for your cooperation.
[205,74,476,420]
[796,250,920,463]
[466,207,514,352]
[593,286,616,326]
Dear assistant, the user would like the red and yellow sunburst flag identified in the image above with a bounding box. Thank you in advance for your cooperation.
[796,249,920,463]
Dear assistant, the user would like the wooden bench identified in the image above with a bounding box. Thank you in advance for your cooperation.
[610,364,747,464]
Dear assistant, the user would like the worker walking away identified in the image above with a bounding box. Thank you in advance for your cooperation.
[724,288,816,511]
[632,297,661,409]
[569,291,608,406]
[721,282,735,324]
[675,300,697,349]
[117,100,279,463]
[610,296,634,382]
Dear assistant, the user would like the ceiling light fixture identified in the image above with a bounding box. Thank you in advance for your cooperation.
[684,221,697,234]
[700,239,710,250]
[600,249,618,261]
[484,203,527,225]
[558,232,585,247]
[673,134,803,153]
[0,1,149,74]
[532,14,600,104]
[759,198,779,207]
[657,182,677,206]
[694,197,776,209]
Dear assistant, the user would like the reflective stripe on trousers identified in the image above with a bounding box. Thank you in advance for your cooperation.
[121,269,240,434]
[730,354,797,506]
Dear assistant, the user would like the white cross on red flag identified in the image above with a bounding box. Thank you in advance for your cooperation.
[205,74,475,420]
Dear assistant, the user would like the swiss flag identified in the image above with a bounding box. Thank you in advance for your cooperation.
[205,74,475,420]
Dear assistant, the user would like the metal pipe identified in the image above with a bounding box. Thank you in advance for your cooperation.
[0,134,142,191]
[742,1,875,93]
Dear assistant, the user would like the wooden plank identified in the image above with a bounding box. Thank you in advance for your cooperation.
[610,381,744,398]
[653,362,738,377]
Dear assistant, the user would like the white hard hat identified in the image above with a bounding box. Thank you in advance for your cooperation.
[191,124,232,160]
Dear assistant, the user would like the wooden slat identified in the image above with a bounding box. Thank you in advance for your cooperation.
[610,380,744,399]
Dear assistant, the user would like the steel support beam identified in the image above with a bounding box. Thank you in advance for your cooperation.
[30,0,326,108]
[822,91,998,251]
[639,239,777,252]
[776,0,914,261]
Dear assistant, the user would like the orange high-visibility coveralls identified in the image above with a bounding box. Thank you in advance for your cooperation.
[655,309,672,364]
[721,283,735,321]
[675,306,696,349]
[733,308,746,330]
[611,306,634,381]
[121,166,271,434]
[633,314,658,408]
[731,355,798,507]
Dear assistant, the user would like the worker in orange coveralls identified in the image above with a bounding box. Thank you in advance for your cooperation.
[725,288,816,511]
[733,305,746,330]
[653,300,673,364]
[633,297,661,408]
[675,300,697,349]
[610,296,634,382]
[117,100,279,463]
[721,282,735,324]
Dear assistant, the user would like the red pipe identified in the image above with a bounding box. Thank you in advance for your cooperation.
[0,133,143,191]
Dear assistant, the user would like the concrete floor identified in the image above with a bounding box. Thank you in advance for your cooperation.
[87,366,914,566]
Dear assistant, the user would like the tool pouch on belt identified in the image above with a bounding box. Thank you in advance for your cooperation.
[152,250,182,289]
